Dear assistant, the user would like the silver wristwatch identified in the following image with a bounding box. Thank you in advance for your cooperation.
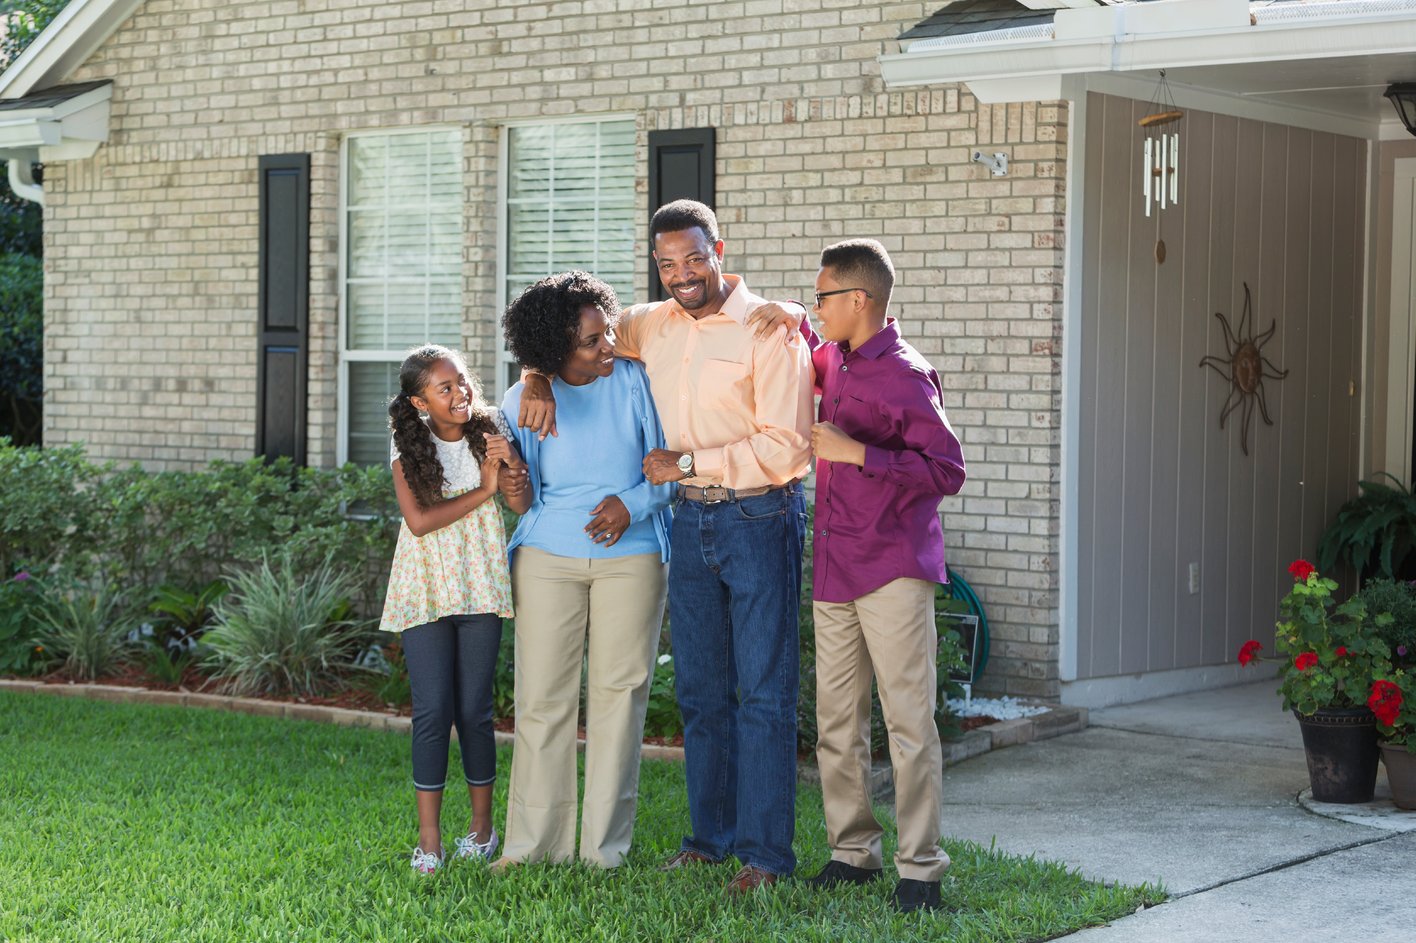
[676,452,695,478]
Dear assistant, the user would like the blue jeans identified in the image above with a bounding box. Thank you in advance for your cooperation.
[669,483,806,876]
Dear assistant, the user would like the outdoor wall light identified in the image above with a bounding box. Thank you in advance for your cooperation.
[1385,83,1416,137]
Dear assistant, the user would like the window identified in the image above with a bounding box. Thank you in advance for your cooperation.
[339,128,463,465]
[498,117,636,392]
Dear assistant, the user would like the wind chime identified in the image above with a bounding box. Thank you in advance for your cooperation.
[1139,71,1183,261]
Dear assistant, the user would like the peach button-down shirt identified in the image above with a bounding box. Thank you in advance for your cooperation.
[614,274,814,491]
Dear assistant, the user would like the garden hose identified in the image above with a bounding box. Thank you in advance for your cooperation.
[942,566,990,683]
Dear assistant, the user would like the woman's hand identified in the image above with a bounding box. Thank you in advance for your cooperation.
[585,495,631,547]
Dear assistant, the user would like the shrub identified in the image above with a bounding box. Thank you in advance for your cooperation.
[0,254,42,444]
[0,570,46,675]
[32,579,142,681]
[0,440,100,575]
[202,554,376,697]
[1356,578,1416,666]
[0,441,400,615]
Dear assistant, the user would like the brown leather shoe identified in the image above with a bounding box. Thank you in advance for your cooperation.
[659,849,717,872]
[726,865,779,895]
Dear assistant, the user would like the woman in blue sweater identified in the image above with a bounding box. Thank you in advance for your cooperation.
[495,271,673,869]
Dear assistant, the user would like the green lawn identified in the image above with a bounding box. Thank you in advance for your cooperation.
[0,691,1161,942]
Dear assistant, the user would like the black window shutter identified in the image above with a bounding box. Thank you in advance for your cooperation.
[647,128,715,301]
[256,154,310,465]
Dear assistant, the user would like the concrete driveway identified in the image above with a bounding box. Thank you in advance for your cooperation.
[940,680,1416,941]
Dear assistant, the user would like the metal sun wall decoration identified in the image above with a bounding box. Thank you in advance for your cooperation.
[1198,283,1289,456]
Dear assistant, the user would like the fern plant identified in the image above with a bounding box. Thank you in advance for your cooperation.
[202,555,375,697]
[1317,473,1416,583]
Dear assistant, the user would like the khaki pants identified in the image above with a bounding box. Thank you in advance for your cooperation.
[503,547,667,867]
[813,577,950,881]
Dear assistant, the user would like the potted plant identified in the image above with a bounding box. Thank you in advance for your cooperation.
[1369,672,1416,810]
[1239,560,1392,803]
[1317,474,1416,582]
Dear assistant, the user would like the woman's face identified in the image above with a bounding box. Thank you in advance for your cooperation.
[557,304,615,386]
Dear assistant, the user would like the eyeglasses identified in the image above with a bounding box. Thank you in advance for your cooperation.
[814,288,873,308]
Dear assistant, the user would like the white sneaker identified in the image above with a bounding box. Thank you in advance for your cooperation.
[411,845,444,874]
[454,828,499,861]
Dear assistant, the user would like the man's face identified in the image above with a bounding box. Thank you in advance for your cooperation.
[653,227,723,310]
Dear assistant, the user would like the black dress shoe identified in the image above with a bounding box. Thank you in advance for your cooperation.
[805,859,884,889]
[893,878,942,913]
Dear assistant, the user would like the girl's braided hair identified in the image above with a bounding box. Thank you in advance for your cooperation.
[388,345,500,510]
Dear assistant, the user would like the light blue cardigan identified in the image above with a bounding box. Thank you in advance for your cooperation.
[500,359,673,564]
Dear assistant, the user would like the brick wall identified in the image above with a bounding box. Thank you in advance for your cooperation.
[45,0,1066,697]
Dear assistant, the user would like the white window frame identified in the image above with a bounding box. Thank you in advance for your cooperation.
[495,113,638,397]
[336,125,464,466]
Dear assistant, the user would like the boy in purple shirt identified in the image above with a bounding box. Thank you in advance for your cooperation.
[803,239,966,914]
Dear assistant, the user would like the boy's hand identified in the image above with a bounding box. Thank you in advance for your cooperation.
[746,301,807,341]
[517,372,558,440]
[811,422,867,467]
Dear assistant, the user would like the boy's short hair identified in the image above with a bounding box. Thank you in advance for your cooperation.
[650,199,720,244]
[820,239,895,306]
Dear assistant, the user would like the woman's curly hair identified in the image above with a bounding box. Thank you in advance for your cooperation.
[388,345,500,510]
[501,270,622,376]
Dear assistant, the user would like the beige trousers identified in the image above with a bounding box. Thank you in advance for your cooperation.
[813,577,950,881]
[503,546,668,867]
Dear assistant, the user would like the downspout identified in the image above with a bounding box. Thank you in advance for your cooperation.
[8,158,43,206]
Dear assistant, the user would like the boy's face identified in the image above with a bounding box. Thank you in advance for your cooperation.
[814,266,866,345]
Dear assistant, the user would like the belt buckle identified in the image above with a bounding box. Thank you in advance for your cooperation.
[701,485,731,504]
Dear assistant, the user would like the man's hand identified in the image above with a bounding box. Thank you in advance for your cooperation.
[811,422,867,467]
[643,449,689,485]
[585,495,631,547]
[745,301,807,341]
[516,372,558,440]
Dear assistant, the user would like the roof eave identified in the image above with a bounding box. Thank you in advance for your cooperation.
[0,82,112,162]
[0,0,143,100]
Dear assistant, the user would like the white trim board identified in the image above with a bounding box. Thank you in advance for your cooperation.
[1057,76,1087,684]
[1061,662,1260,709]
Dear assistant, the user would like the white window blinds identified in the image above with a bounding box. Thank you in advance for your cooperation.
[500,119,636,390]
[341,129,463,465]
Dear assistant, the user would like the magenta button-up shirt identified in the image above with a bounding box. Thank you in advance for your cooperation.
[810,319,966,603]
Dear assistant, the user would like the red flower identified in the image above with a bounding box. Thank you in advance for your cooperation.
[1369,680,1403,726]
[1294,652,1319,671]
[1288,559,1316,582]
[1237,640,1262,667]
[1335,646,1350,657]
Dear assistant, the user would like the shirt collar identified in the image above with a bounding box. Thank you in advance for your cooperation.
[666,273,759,325]
[839,318,900,360]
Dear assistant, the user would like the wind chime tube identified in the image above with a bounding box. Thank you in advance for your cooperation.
[1159,134,1168,211]
[1170,133,1179,204]
[1144,137,1152,217]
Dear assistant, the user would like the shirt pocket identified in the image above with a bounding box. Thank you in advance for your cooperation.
[697,358,751,411]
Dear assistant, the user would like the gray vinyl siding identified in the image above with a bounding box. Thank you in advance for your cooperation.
[1076,92,1365,681]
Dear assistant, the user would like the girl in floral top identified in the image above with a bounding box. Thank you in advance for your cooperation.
[380,345,530,873]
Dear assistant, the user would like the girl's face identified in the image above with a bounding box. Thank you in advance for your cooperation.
[410,357,474,438]
[557,304,616,386]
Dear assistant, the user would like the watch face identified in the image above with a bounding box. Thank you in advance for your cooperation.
[678,454,693,472]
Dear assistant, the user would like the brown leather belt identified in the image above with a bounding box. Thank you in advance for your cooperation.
[676,480,798,504]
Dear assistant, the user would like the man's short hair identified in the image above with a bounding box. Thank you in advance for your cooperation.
[820,238,895,305]
[650,199,720,245]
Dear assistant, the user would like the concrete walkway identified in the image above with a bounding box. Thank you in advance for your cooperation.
[940,680,1416,941]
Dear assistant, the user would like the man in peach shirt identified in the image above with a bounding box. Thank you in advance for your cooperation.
[518,200,813,893]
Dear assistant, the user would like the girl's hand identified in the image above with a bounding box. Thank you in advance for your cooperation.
[585,495,631,547]
[483,433,514,466]
[478,451,502,493]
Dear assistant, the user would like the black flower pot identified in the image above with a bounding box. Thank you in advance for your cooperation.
[1293,707,1379,804]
